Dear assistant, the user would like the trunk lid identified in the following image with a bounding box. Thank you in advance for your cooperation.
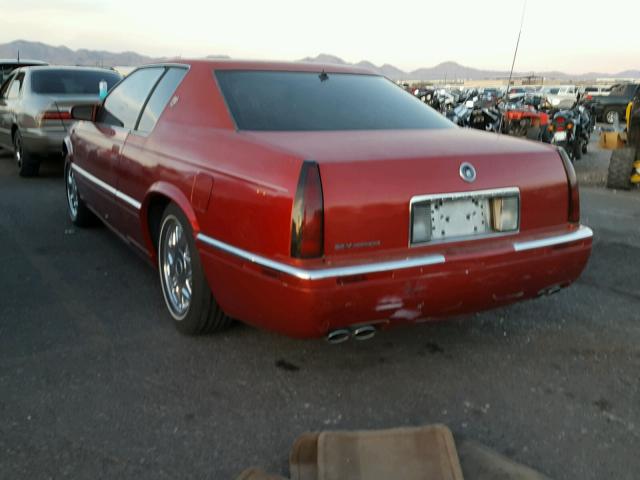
[245,128,570,257]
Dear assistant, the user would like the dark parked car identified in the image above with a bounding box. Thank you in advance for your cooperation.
[586,83,640,124]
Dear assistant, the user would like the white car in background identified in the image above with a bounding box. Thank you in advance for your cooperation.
[581,85,611,99]
[544,85,579,109]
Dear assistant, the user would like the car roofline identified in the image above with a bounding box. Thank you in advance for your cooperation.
[139,58,379,76]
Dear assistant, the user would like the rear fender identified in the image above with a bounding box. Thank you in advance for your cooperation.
[141,181,200,258]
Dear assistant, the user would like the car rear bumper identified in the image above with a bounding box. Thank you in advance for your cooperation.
[21,127,66,156]
[197,225,593,338]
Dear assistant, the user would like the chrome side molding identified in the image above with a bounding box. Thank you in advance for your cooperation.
[513,226,593,252]
[71,163,142,210]
[196,233,445,281]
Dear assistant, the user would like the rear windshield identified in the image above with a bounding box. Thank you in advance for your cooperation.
[215,70,453,131]
[31,69,121,95]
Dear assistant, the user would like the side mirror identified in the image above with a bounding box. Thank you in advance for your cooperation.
[71,104,97,121]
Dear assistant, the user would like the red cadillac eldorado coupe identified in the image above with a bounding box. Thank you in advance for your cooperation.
[64,60,592,342]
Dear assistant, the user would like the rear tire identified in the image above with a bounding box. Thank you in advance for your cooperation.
[65,162,96,227]
[606,147,635,190]
[157,203,232,335]
[14,130,40,177]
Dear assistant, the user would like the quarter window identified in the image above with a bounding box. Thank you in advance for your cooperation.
[96,67,163,129]
[0,73,16,98]
[137,67,187,134]
[7,73,24,99]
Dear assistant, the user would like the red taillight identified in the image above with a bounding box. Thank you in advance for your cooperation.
[558,148,580,223]
[585,95,593,101]
[41,110,72,121]
[291,161,324,258]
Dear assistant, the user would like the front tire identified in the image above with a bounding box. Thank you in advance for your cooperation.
[606,147,636,190]
[65,162,96,226]
[158,204,232,335]
[14,130,40,177]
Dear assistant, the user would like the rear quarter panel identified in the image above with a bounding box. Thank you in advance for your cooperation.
[119,63,303,259]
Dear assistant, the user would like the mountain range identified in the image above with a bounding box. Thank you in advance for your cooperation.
[2,40,638,81]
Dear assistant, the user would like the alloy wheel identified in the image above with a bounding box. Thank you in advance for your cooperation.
[66,167,79,218]
[159,216,193,320]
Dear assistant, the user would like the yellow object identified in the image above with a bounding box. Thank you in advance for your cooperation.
[599,131,626,149]
[626,101,633,130]
[632,160,640,184]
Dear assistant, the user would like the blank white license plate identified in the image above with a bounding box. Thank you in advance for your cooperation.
[554,131,567,141]
[430,197,491,240]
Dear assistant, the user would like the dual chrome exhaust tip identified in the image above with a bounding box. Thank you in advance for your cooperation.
[326,325,377,344]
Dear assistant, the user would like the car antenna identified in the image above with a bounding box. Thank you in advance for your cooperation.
[499,0,527,133]
[319,69,329,82]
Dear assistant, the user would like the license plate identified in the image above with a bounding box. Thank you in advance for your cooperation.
[410,188,520,245]
[430,198,491,240]
[554,131,567,141]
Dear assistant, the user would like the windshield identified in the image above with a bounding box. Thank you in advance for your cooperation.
[31,69,121,95]
[215,70,453,131]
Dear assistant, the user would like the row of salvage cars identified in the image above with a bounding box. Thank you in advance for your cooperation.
[414,85,596,161]
[4,60,593,341]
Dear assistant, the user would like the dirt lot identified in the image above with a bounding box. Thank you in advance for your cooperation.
[0,138,638,479]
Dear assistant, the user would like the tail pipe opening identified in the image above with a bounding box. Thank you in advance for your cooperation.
[326,325,377,343]
[326,329,351,344]
[351,325,377,341]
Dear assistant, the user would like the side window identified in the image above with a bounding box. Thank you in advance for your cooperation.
[7,73,24,99]
[96,67,163,129]
[137,67,187,134]
[0,73,16,98]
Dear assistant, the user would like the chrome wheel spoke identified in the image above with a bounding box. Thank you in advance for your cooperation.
[160,216,193,320]
[67,169,79,217]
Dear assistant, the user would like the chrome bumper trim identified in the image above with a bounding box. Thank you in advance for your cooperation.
[512,226,593,252]
[71,163,141,210]
[197,225,592,281]
[196,234,446,281]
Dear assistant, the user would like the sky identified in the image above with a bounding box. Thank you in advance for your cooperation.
[2,0,639,74]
